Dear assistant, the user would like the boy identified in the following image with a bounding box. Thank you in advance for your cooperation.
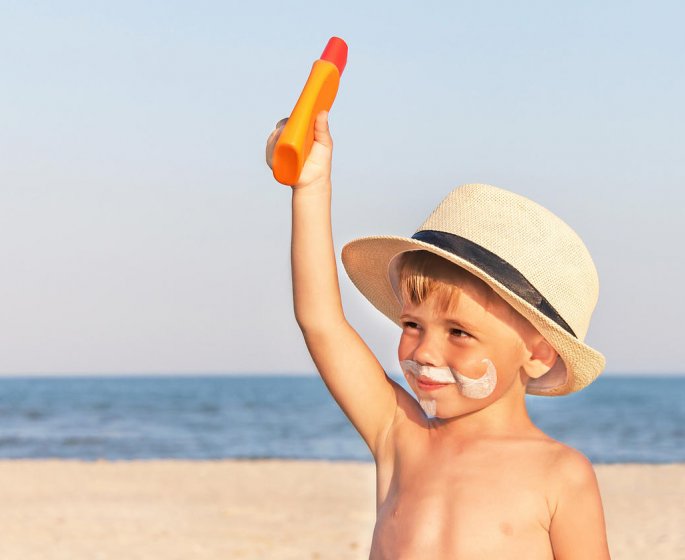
[266,112,610,559]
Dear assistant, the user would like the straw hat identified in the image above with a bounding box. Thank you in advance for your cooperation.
[341,184,605,396]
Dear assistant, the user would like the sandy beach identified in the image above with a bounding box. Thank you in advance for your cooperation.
[0,461,682,559]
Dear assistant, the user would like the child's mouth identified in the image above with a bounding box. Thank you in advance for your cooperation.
[400,360,456,390]
[416,376,451,392]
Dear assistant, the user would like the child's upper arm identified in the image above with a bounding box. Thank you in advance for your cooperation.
[548,449,611,559]
[302,319,399,456]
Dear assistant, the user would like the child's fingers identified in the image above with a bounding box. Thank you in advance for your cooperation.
[313,111,333,150]
[266,113,330,171]
[265,118,288,169]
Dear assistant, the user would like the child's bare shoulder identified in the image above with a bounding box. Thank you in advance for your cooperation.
[518,435,595,478]
[545,440,596,481]
[543,440,609,556]
[552,445,598,489]
[539,439,600,509]
[505,436,600,524]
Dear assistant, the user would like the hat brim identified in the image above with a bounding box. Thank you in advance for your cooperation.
[341,235,605,396]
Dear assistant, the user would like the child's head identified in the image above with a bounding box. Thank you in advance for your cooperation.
[342,183,604,398]
[394,250,558,417]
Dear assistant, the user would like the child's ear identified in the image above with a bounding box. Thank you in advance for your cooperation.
[523,337,559,380]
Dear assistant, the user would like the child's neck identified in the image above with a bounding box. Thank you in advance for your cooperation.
[433,382,541,441]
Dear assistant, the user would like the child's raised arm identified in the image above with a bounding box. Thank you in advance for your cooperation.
[267,111,398,456]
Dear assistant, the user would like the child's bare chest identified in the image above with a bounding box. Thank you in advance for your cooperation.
[371,443,555,559]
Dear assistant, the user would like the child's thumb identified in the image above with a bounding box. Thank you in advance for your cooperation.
[313,111,332,149]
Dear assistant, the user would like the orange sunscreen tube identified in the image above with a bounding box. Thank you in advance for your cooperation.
[272,37,348,185]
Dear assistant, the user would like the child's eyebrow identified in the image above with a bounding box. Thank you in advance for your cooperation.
[443,317,479,333]
[399,313,419,322]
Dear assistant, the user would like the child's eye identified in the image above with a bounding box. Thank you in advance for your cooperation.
[450,328,470,338]
[402,321,420,331]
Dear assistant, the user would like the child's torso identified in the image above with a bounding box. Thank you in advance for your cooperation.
[370,422,560,560]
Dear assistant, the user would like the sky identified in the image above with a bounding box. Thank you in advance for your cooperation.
[1,1,683,376]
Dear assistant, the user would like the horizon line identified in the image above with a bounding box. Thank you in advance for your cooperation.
[0,371,683,379]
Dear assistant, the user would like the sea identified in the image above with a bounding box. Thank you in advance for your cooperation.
[0,375,683,463]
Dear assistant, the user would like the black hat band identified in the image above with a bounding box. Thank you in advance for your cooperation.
[411,230,577,337]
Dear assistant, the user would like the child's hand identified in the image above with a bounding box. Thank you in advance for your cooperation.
[265,117,289,170]
[265,110,333,189]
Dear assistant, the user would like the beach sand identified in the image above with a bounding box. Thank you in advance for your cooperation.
[0,461,682,559]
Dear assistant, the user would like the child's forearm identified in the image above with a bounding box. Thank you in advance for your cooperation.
[291,181,345,332]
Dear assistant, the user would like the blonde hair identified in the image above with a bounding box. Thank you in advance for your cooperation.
[396,251,534,328]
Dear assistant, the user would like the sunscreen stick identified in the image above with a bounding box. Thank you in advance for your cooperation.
[272,37,348,185]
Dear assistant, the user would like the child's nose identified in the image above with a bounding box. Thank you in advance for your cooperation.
[413,332,442,367]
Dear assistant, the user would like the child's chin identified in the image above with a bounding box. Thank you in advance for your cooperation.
[417,395,462,419]
[422,403,457,420]
[431,402,478,420]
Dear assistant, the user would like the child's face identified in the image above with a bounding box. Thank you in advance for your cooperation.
[397,273,538,419]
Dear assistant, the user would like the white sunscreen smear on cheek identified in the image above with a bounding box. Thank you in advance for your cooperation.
[454,358,497,399]
[400,358,498,400]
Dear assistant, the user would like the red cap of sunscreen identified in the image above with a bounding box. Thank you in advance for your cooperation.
[320,37,348,76]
